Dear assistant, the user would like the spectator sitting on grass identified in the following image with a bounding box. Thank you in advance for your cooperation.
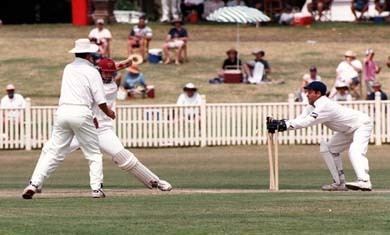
[367,81,388,100]
[243,49,271,84]
[211,48,242,83]
[332,81,353,101]
[122,65,147,97]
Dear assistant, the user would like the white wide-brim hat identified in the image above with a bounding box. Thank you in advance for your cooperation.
[68,38,99,53]
[6,84,15,90]
[335,80,349,88]
[184,83,196,90]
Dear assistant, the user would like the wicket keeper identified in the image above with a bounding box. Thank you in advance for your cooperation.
[267,81,373,191]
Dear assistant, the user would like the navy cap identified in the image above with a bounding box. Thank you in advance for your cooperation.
[304,81,327,95]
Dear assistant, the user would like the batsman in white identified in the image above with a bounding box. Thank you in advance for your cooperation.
[267,81,373,191]
[66,57,172,197]
[22,39,116,199]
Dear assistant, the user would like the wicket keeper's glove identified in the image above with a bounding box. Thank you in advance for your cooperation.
[266,119,287,133]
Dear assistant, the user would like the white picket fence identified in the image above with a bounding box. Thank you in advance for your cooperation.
[0,93,388,150]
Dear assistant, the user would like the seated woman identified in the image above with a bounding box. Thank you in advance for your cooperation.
[122,65,149,98]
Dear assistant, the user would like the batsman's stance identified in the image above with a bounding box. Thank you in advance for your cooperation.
[67,57,172,196]
[22,39,116,199]
[267,81,373,191]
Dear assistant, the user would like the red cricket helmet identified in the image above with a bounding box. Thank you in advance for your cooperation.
[98,58,116,72]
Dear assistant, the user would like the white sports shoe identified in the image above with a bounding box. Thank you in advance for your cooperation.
[321,182,348,191]
[346,180,372,191]
[91,189,106,198]
[22,184,38,199]
[157,180,172,191]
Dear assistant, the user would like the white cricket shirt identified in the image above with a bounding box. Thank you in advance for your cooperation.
[176,93,202,105]
[286,96,371,134]
[0,94,26,120]
[59,58,106,109]
[0,94,26,109]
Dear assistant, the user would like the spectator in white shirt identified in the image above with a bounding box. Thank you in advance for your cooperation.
[22,38,116,200]
[88,19,112,57]
[0,84,26,121]
[127,16,153,58]
[177,83,203,118]
[330,50,362,99]
[177,83,203,105]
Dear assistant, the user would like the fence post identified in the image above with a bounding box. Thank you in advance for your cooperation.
[374,92,382,146]
[288,93,295,145]
[200,95,207,147]
[25,98,32,151]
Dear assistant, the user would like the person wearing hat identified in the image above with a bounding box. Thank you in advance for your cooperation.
[46,58,171,193]
[127,16,153,58]
[267,81,374,191]
[333,80,352,101]
[363,49,381,96]
[22,38,116,199]
[222,48,242,70]
[0,84,26,121]
[88,18,112,57]
[367,81,387,100]
[298,66,322,103]
[243,49,271,84]
[162,18,188,65]
[177,83,202,106]
[331,50,362,99]
[122,65,148,97]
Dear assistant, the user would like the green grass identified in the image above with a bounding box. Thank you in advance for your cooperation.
[2,23,390,104]
[1,145,390,234]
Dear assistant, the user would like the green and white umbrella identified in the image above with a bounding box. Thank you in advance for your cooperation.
[207,6,270,68]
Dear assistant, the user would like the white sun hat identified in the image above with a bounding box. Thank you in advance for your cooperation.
[6,84,15,90]
[68,38,99,54]
[184,83,197,90]
[335,80,349,88]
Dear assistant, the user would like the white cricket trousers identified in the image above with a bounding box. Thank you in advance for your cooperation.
[30,105,103,190]
[327,122,373,181]
[161,0,179,21]
[68,127,124,157]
